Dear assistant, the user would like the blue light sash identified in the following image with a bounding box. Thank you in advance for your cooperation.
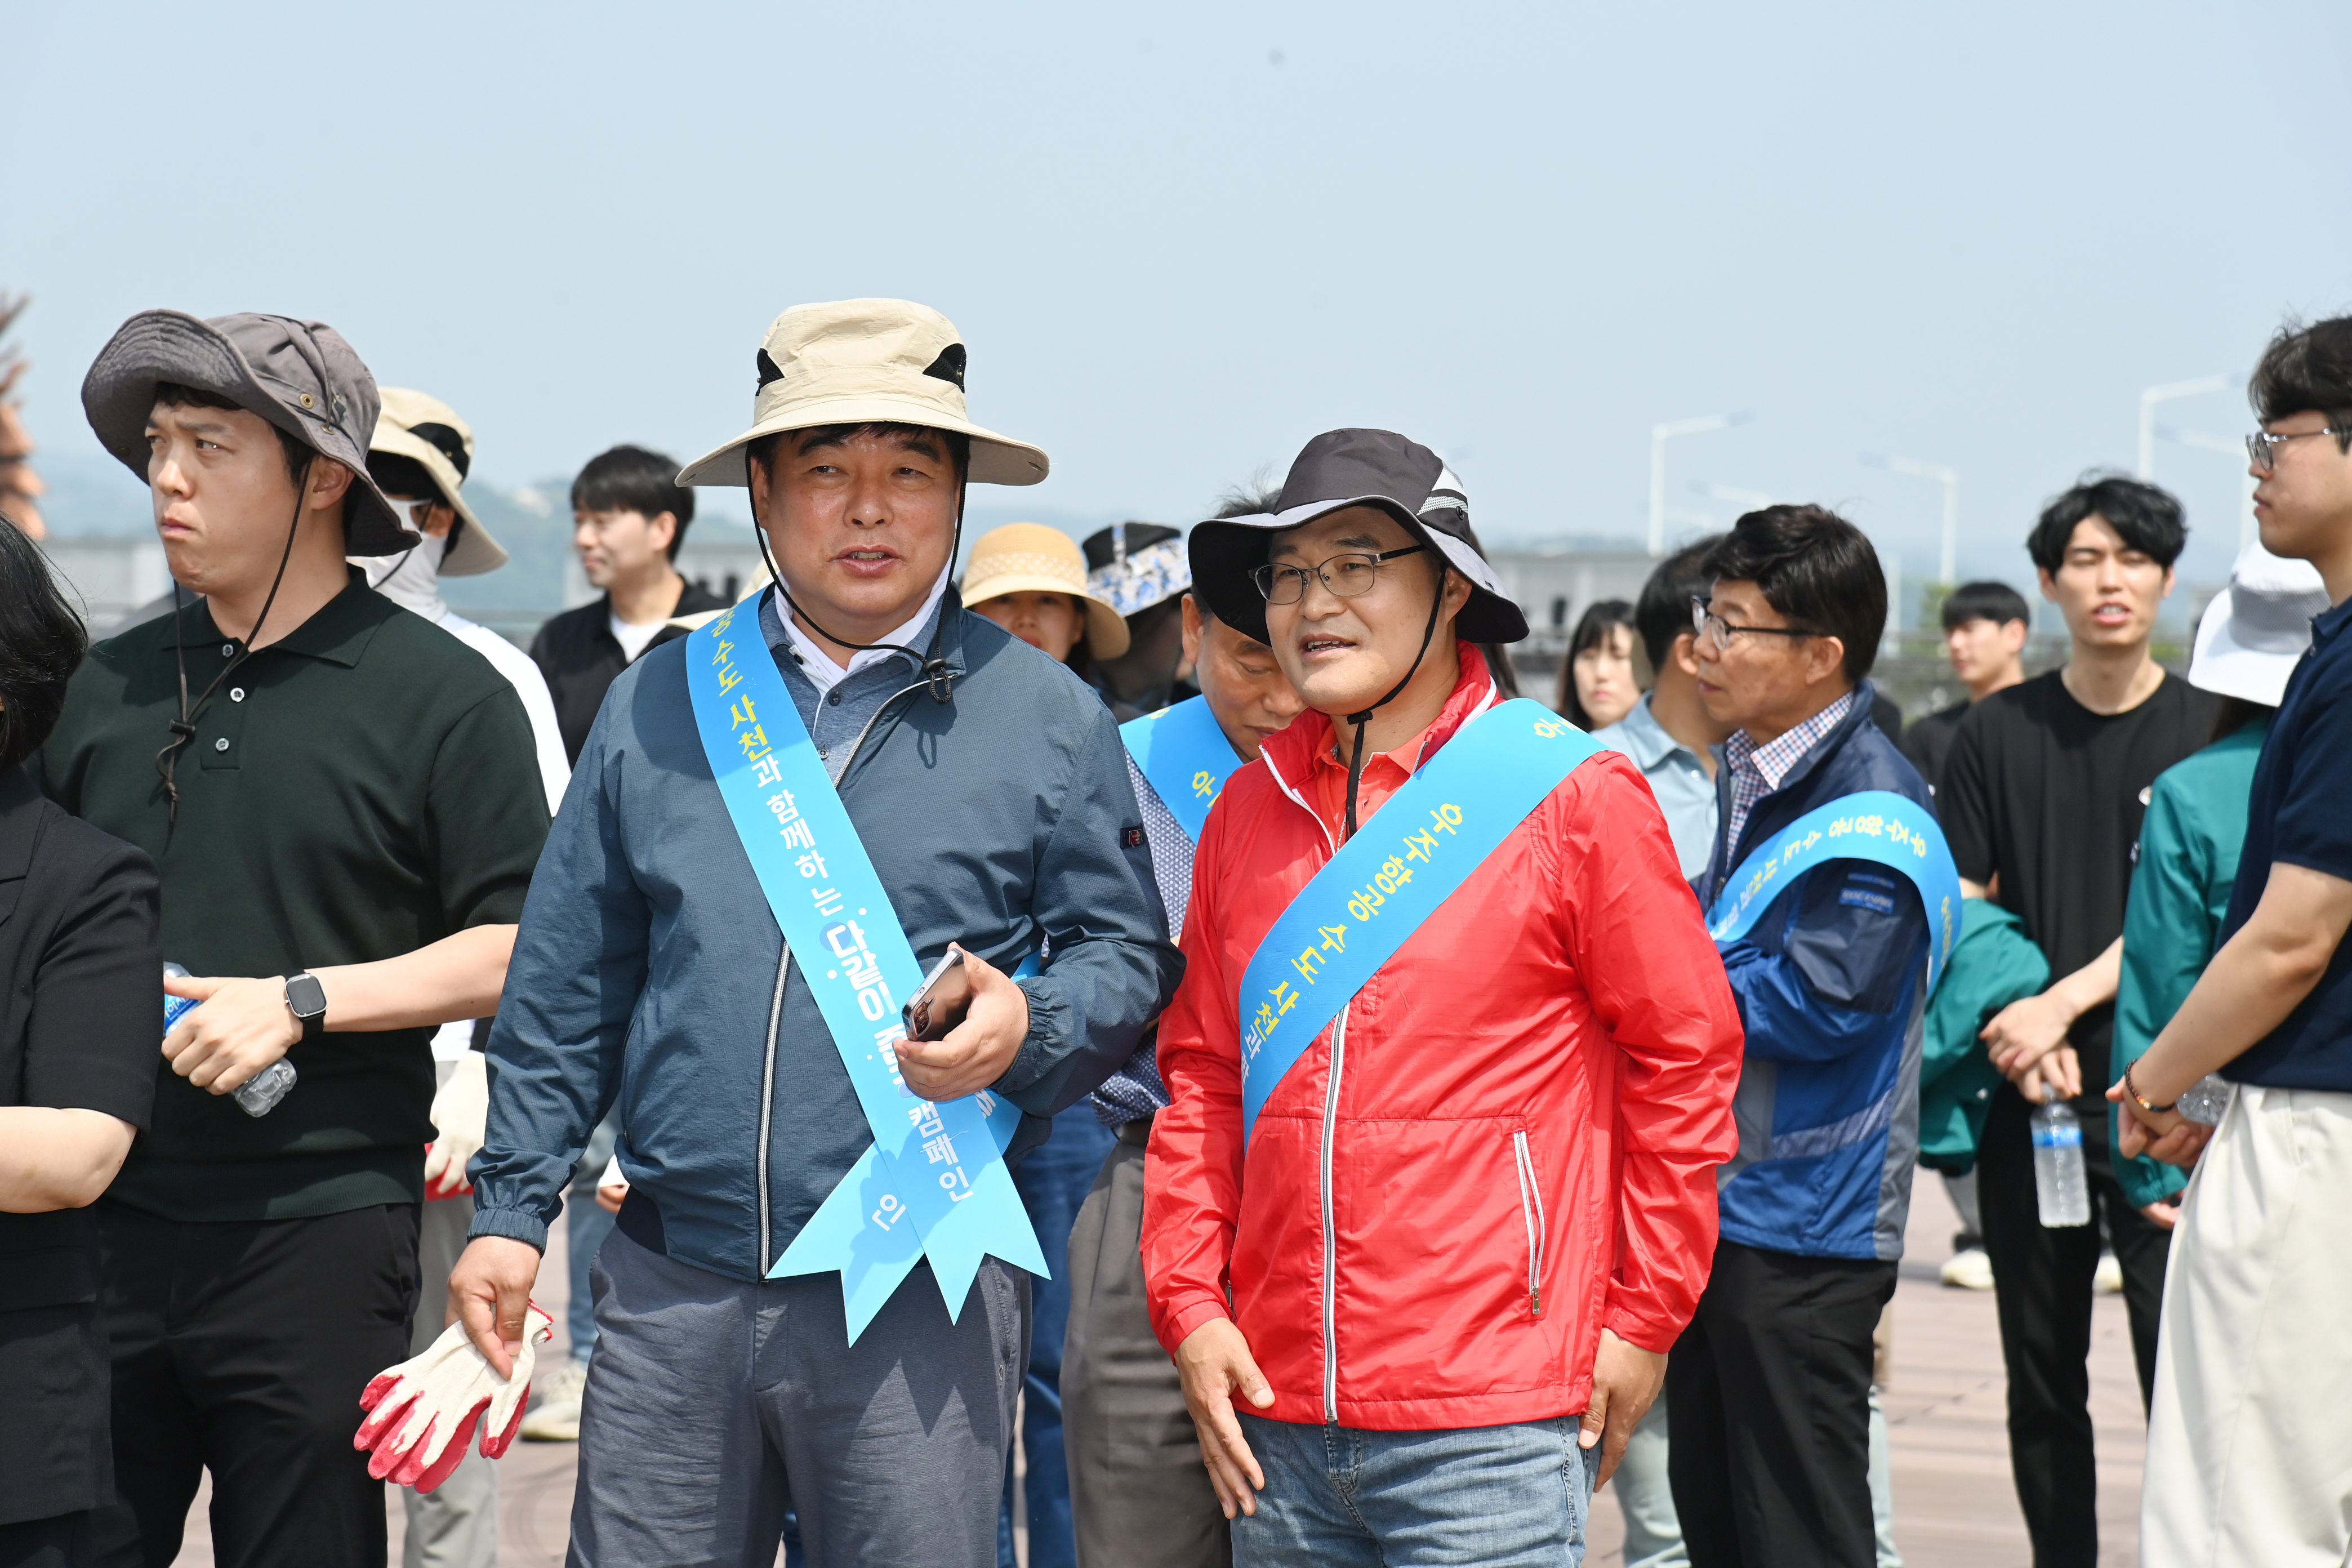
[1235,700,1605,1143]
[1119,694,1242,842]
[1704,789,1961,991]
[685,604,1046,1344]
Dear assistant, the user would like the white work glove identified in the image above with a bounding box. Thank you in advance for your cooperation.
[424,1050,488,1200]
[354,1300,553,1491]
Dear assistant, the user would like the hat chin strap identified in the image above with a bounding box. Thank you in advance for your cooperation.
[156,453,313,826]
[1340,583,1447,843]
[745,448,960,705]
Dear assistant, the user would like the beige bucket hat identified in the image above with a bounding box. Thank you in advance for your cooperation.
[962,523,1130,658]
[676,299,1049,489]
[369,387,508,575]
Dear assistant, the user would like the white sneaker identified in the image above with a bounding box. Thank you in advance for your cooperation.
[2093,1251,2123,1295]
[520,1358,589,1442]
[1940,1246,1995,1291]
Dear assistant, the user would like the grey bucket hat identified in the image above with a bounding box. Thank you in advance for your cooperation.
[1188,428,1527,645]
[81,310,417,555]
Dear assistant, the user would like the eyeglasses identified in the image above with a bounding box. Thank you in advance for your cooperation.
[2246,427,2352,473]
[1690,595,1817,653]
[1251,546,1429,605]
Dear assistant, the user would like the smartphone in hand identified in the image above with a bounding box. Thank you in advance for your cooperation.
[902,948,974,1043]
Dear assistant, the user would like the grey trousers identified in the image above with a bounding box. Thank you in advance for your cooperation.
[1062,1119,1231,1568]
[570,1228,1028,1568]
[402,1156,499,1568]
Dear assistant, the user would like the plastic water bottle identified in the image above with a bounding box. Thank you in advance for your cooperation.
[2177,1073,2233,1127]
[163,963,299,1119]
[2030,1096,2091,1228]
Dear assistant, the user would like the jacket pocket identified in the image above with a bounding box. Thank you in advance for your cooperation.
[1511,1131,1547,1320]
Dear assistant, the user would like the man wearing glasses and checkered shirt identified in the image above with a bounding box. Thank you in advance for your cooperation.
[1671,504,1941,1568]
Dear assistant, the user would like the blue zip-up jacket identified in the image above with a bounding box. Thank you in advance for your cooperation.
[1698,681,1933,1262]
[469,587,1184,1284]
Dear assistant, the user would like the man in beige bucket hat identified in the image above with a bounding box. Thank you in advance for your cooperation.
[447,299,1179,1566]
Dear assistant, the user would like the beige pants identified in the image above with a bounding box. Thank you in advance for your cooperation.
[2141,1085,2352,1568]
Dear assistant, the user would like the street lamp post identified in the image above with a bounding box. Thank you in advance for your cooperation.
[1691,482,1772,513]
[2137,375,2230,480]
[1861,453,1959,586]
[1649,412,1750,555]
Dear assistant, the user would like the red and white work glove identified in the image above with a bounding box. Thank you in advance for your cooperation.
[423,1051,488,1200]
[354,1300,553,1491]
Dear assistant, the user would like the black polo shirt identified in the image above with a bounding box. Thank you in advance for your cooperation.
[34,574,549,1220]
[2222,595,2352,1090]
[529,581,729,765]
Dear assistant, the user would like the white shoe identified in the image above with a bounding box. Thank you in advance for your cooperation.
[1940,1246,1995,1291]
[2093,1251,2123,1294]
[520,1358,588,1442]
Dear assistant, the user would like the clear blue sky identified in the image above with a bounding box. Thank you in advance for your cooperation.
[11,0,2349,594]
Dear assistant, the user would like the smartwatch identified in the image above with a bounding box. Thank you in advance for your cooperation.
[283,972,328,1045]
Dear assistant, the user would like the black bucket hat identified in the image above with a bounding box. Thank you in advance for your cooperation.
[1187,428,1527,645]
[82,309,417,555]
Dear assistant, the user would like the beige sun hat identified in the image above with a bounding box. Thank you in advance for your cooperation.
[368,387,507,574]
[961,523,1131,658]
[676,299,1049,489]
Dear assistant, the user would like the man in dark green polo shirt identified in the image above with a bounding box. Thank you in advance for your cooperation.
[37,311,549,1568]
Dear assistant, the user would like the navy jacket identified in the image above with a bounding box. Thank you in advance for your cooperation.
[470,590,1183,1283]
[1698,681,1934,1262]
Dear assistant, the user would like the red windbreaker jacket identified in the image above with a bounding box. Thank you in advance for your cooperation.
[1143,648,1744,1430]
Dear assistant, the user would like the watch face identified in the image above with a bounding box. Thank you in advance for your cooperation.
[286,973,328,1018]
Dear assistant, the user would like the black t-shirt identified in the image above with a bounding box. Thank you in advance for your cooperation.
[1938,670,2218,1097]
[530,582,730,765]
[1901,701,1969,796]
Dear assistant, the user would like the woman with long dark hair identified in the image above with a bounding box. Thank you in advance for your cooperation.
[0,515,162,1567]
[1556,598,1649,729]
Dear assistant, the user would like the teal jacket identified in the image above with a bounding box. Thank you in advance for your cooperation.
[1919,899,2049,1174]
[2112,719,2266,1208]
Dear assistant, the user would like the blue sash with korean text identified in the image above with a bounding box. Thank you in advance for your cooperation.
[1120,694,1242,843]
[685,603,1046,1344]
[1235,700,1605,1143]
[1704,790,1961,991]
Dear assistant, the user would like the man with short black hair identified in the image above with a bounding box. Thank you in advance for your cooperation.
[1936,474,2216,1566]
[39,310,550,1566]
[1671,504,1950,1567]
[1595,535,1731,881]
[2120,315,2352,1567]
[529,444,727,764]
[1903,580,2032,792]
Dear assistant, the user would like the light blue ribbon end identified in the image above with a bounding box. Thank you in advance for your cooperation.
[768,1144,925,1344]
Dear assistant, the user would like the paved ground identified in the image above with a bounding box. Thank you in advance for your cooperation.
[171,1177,2150,1567]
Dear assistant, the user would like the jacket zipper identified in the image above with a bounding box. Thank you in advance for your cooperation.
[1321,1006,1348,1422]
[1512,1130,1547,1319]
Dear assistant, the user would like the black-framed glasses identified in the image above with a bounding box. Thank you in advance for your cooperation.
[1690,595,1816,653]
[1251,545,1430,605]
[2246,427,2352,473]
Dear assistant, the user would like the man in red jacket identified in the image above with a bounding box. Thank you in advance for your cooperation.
[1143,428,1744,1565]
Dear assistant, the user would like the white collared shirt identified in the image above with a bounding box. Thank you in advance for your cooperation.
[775,569,951,695]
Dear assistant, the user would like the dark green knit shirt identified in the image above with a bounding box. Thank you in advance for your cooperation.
[35,575,549,1220]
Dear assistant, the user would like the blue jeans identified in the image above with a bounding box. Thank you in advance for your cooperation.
[1232,1413,1598,1567]
[997,1107,1116,1568]
[566,1114,621,1362]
